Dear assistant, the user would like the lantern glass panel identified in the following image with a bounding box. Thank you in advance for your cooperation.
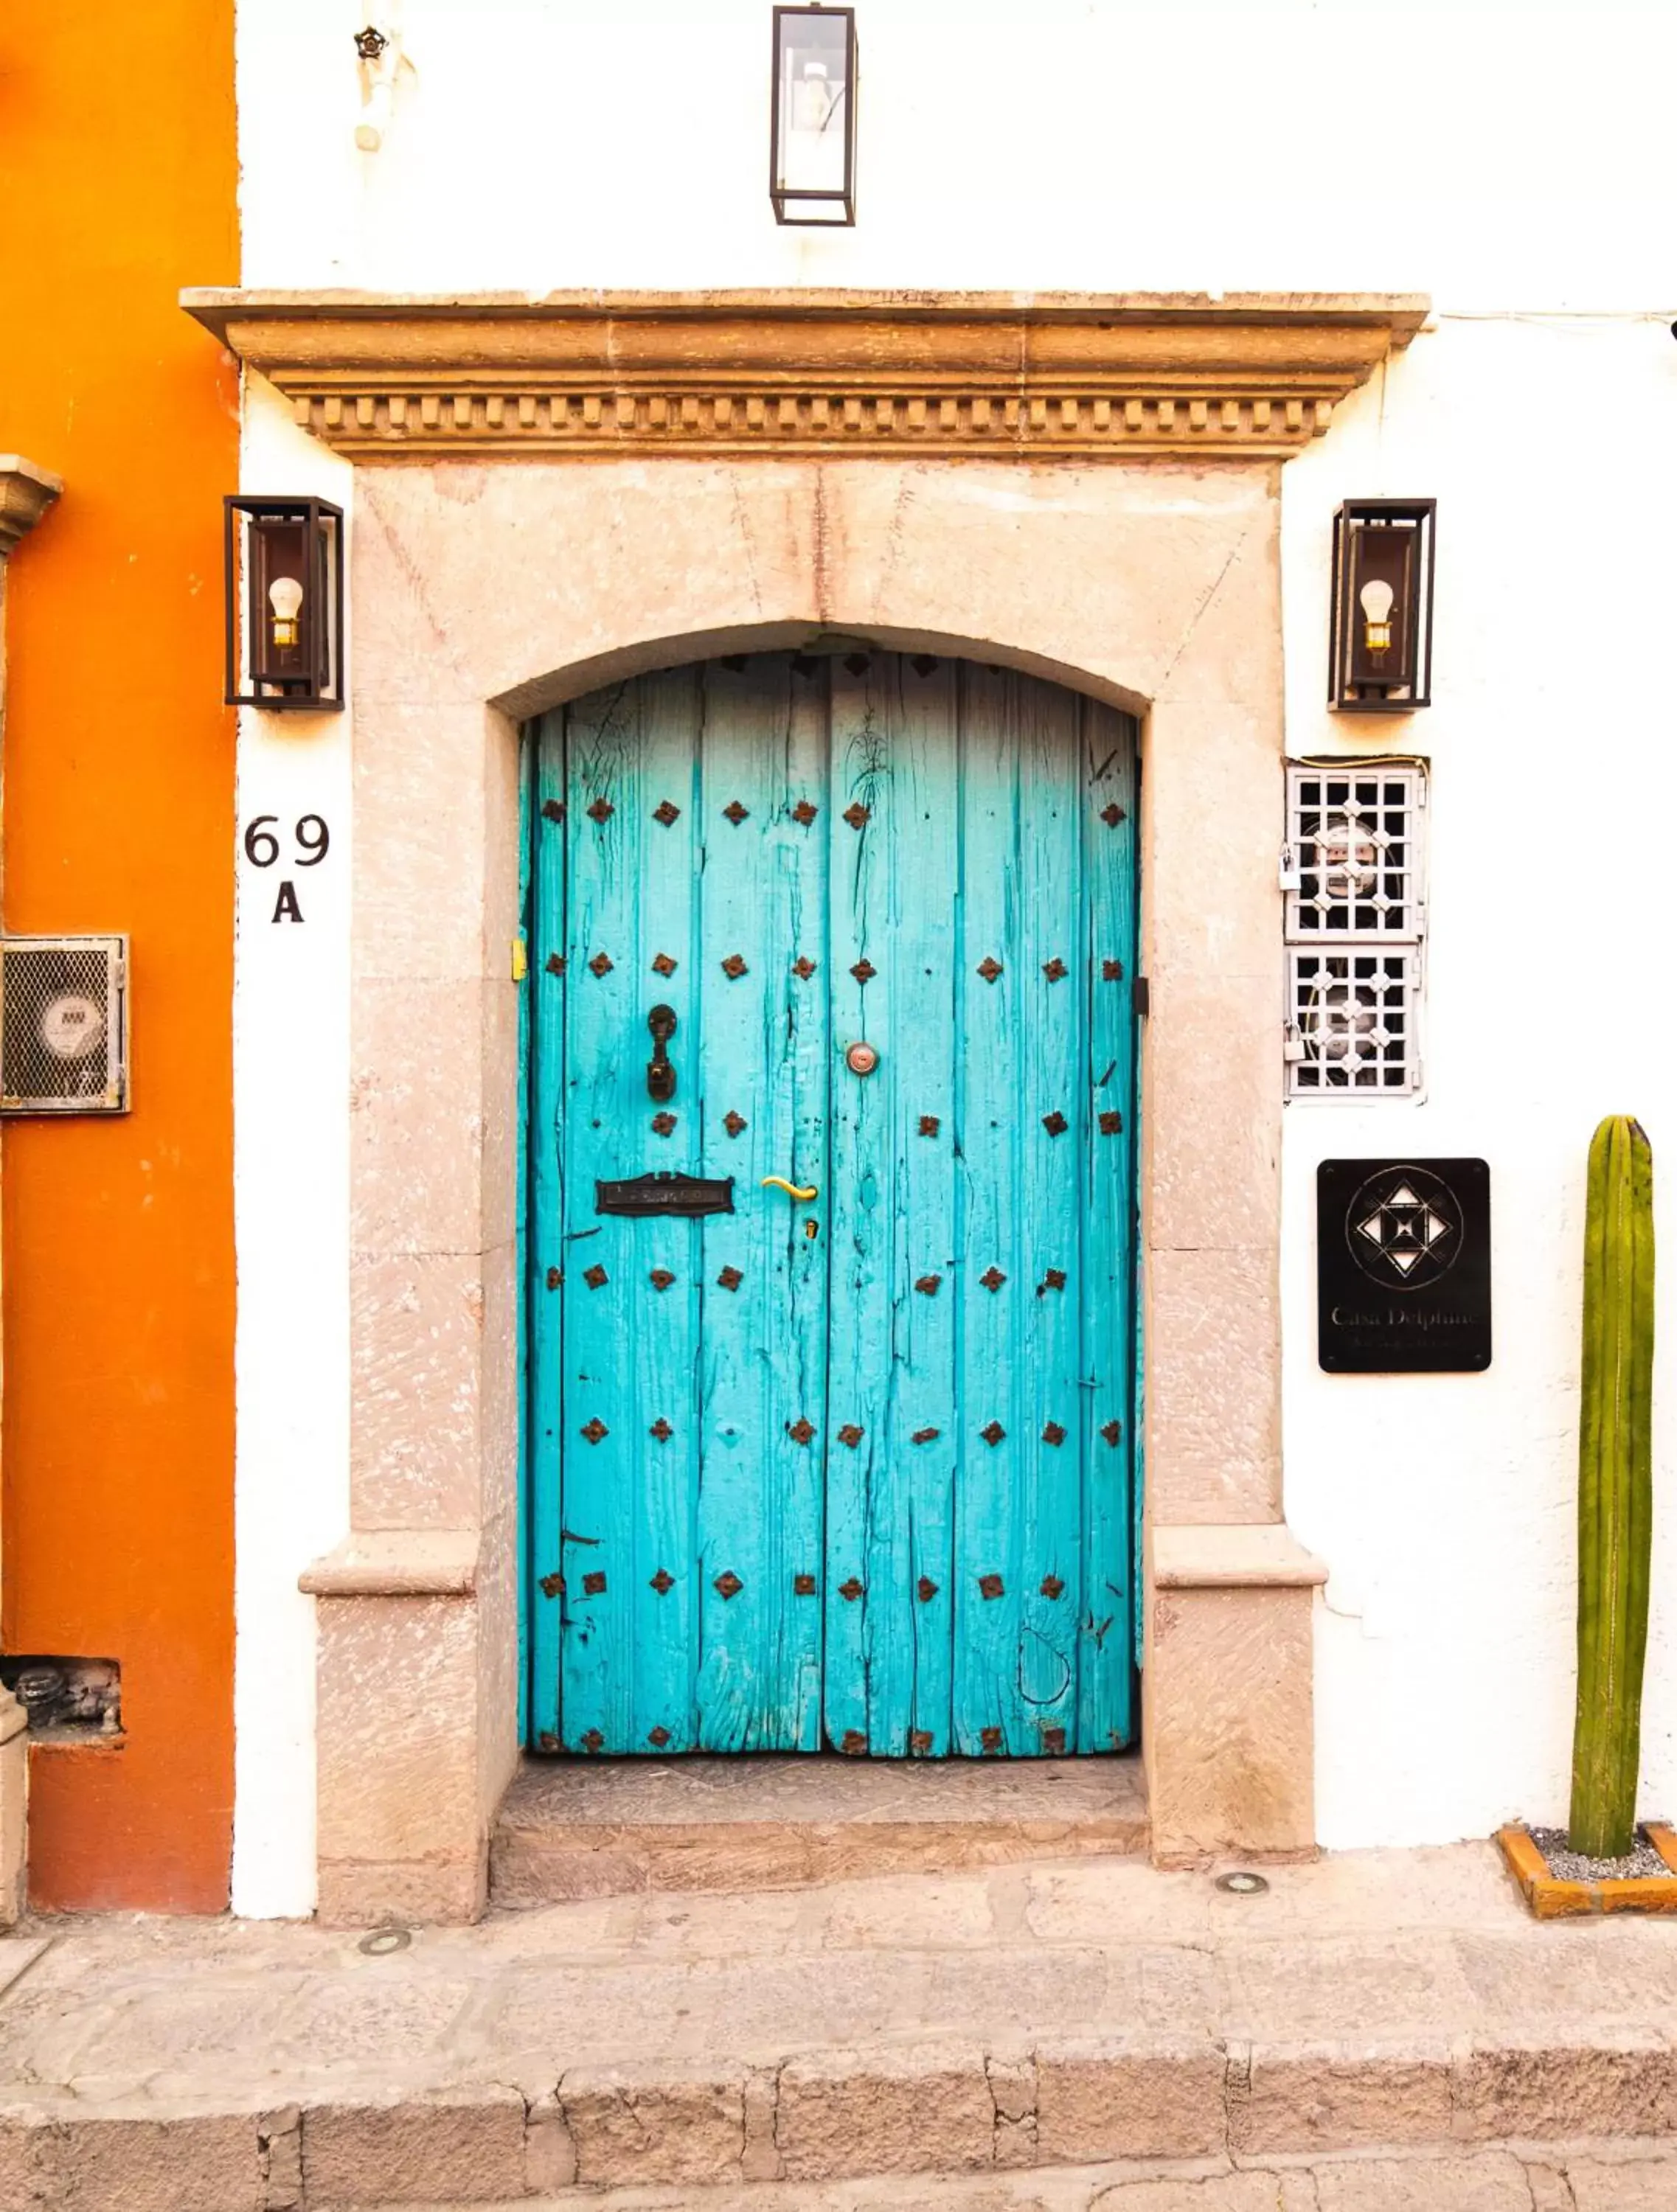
[1347,524,1417,692]
[250,518,314,689]
[772,7,855,223]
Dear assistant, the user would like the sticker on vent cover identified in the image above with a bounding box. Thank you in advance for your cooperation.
[38,994,105,1060]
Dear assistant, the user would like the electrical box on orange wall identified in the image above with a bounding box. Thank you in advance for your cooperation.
[0,936,129,1114]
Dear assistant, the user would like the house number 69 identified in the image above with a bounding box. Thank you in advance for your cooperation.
[243,814,330,925]
[242,815,330,868]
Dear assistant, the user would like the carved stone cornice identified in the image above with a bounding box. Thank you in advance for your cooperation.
[182,289,1428,463]
[0,457,63,554]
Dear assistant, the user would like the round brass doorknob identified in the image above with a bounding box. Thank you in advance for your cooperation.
[845,1041,880,1077]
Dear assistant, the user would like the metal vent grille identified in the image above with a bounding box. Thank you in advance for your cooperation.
[1284,763,1426,942]
[1287,948,1420,1096]
[0,936,129,1114]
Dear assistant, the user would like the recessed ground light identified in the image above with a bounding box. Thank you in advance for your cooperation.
[358,1925,412,1955]
[1215,1870,1270,1896]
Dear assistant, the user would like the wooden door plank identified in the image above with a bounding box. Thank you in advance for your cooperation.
[560,672,703,1753]
[822,654,889,1754]
[824,654,962,1756]
[1079,699,1140,1751]
[891,657,962,1757]
[526,711,568,1749]
[950,664,1028,1754]
[695,655,829,1750]
[1010,672,1086,1753]
[822,657,902,1752]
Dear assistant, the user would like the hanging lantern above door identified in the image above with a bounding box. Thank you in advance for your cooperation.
[223,495,344,711]
[770,6,857,226]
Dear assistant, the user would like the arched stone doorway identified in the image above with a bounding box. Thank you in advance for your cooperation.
[189,289,1425,1919]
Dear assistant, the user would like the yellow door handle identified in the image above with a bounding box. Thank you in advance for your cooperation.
[761,1175,819,1202]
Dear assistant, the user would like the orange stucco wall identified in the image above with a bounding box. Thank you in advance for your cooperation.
[0,1,237,1908]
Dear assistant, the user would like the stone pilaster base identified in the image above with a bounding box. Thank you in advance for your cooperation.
[302,1532,517,1926]
[1144,1524,1327,1868]
[0,1686,30,1924]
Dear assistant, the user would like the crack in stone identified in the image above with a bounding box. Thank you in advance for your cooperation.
[984,2047,1038,2169]
[741,2061,782,2182]
[257,2104,302,2211]
[1155,518,1254,697]
[1224,2038,1250,2153]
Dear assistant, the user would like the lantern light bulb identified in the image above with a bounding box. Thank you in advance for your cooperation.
[1358,576,1395,655]
[268,574,305,648]
[794,57,836,131]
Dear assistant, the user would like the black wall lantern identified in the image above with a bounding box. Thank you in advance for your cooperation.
[1329,498,1435,713]
[771,6,857,226]
[223,495,344,711]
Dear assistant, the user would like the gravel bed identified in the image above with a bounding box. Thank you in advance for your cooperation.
[1529,1824,1669,1881]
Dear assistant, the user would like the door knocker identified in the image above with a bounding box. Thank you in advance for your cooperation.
[647,1004,677,1101]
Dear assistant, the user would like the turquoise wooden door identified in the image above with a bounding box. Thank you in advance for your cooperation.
[525,653,1137,1758]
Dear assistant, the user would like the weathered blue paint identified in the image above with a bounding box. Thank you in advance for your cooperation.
[1080,694,1140,1751]
[524,653,1138,1755]
[516,723,534,1748]
[694,658,827,1750]
[1133,1192,1147,1674]
[525,711,569,1750]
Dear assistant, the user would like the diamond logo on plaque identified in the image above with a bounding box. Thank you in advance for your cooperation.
[1347,1165,1461,1292]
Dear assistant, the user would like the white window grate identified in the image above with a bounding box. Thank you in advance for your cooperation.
[1282,763,1425,943]
[1282,759,1427,1101]
[1286,947,1421,1096]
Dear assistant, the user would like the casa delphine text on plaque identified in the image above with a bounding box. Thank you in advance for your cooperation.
[1316,1158,1492,1374]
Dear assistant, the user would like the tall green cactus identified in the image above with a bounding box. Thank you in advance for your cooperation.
[1569,1115,1656,1860]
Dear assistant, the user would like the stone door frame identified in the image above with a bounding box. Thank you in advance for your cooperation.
[190,288,1426,1922]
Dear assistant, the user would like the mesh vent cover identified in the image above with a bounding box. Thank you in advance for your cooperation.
[1285,764,1425,941]
[1288,948,1420,1096]
[0,936,128,1113]
[1284,761,1426,1101]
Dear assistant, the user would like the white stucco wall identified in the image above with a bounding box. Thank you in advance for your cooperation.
[230,0,1677,1901]
[231,377,353,1916]
[1283,322,1677,1846]
[237,0,1675,309]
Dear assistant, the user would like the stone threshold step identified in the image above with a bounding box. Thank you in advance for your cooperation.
[490,1751,1147,1904]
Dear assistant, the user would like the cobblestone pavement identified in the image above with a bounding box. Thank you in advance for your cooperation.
[3,1843,1677,2205]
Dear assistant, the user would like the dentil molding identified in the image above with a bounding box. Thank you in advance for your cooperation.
[183,289,1428,463]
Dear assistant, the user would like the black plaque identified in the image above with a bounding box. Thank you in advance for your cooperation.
[1317,1158,1491,1373]
[596,1171,735,1219]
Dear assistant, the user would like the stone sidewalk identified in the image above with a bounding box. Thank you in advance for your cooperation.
[4,1843,1677,2208]
[432,2148,1677,2208]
